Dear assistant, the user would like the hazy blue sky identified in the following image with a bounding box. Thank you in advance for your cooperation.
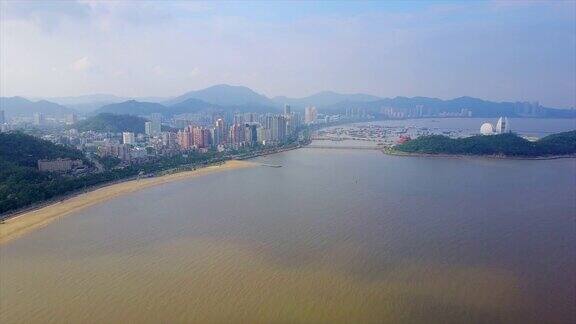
[1,0,575,107]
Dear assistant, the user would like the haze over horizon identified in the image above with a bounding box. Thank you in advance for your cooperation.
[1,1,575,108]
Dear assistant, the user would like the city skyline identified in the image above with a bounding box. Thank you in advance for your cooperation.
[1,1,575,108]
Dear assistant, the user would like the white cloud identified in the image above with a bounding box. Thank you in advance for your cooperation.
[0,1,574,107]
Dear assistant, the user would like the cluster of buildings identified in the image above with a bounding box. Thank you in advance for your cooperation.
[380,106,473,119]
[174,107,301,152]
[480,117,510,135]
[37,158,85,173]
[86,107,304,163]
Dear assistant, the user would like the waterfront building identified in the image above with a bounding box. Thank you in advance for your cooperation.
[480,123,494,135]
[0,109,4,124]
[305,106,317,124]
[161,132,177,148]
[284,104,291,115]
[256,126,267,144]
[244,123,258,145]
[122,132,136,145]
[230,123,246,146]
[177,128,193,150]
[214,118,227,146]
[38,158,82,172]
[271,115,287,142]
[99,143,130,161]
[495,117,510,134]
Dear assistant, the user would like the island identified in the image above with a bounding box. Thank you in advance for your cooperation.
[391,130,576,158]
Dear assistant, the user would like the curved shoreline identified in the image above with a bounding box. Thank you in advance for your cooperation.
[0,160,256,245]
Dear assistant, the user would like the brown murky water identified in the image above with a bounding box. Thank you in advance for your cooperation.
[1,149,574,323]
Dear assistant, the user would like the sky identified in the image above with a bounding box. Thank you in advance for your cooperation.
[0,0,575,108]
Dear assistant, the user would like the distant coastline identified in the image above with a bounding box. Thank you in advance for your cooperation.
[383,148,576,160]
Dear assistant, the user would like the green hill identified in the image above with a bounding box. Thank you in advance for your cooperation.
[0,132,85,168]
[395,131,576,157]
[74,113,147,133]
[0,132,91,214]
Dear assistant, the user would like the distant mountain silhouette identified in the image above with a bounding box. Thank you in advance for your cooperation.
[48,94,128,106]
[38,94,168,114]
[0,97,75,118]
[274,91,381,108]
[8,85,573,119]
[95,100,167,116]
[323,96,575,118]
[168,98,221,115]
[93,97,279,117]
[166,84,276,107]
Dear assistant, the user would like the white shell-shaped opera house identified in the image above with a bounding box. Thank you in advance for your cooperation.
[480,117,510,135]
[495,117,510,134]
[480,123,494,135]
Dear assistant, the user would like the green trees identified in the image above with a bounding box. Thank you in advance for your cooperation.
[395,131,576,157]
[0,132,86,167]
[0,132,226,215]
[73,113,148,133]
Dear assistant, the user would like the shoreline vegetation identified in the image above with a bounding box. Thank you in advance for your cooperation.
[0,160,256,245]
[0,131,306,216]
[392,131,576,158]
[383,148,576,160]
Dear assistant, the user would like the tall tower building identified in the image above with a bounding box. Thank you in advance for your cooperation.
[215,118,227,145]
[284,104,291,115]
[149,113,162,135]
[33,113,45,126]
[123,132,135,145]
[0,110,5,124]
[271,115,287,142]
[145,121,153,136]
[304,106,317,124]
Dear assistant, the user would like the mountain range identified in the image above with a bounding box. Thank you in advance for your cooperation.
[0,97,75,118]
[1,84,574,119]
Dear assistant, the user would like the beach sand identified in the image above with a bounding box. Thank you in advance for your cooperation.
[0,160,256,245]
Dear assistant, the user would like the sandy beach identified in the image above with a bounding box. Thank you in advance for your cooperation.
[0,160,256,245]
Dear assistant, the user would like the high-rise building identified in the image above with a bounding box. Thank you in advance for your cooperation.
[66,113,77,125]
[0,110,5,124]
[244,123,258,145]
[284,104,291,115]
[145,121,153,136]
[304,106,317,124]
[161,132,177,148]
[230,123,245,146]
[149,113,162,135]
[122,132,135,145]
[271,115,287,142]
[177,128,193,149]
[33,113,45,126]
[214,118,227,145]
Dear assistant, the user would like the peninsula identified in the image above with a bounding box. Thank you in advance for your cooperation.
[392,130,576,158]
